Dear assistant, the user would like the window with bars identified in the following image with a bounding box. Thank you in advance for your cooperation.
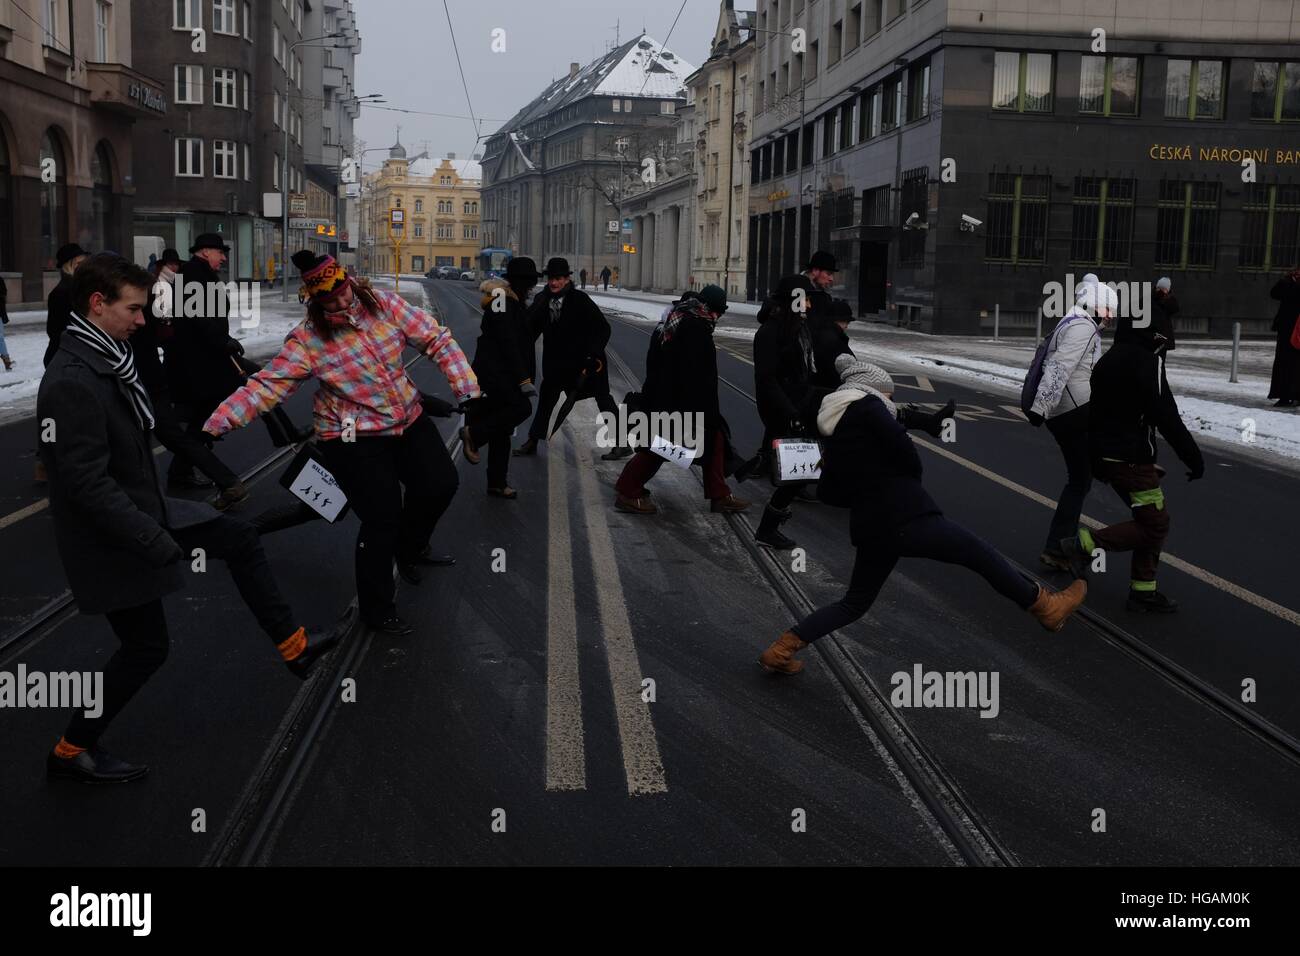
[900,168,928,265]
[1240,184,1300,271]
[830,188,855,228]
[985,173,1049,264]
[863,185,890,226]
[1165,59,1226,120]
[1250,62,1300,121]
[1154,181,1220,269]
[993,52,1054,112]
[1079,56,1140,116]
[1070,177,1136,265]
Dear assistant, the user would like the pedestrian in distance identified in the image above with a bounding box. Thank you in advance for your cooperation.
[202,250,480,636]
[0,274,13,371]
[463,256,540,499]
[514,257,629,458]
[38,253,334,783]
[1061,314,1205,613]
[1268,264,1300,408]
[600,265,612,291]
[757,354,1088,675]
[1027,276,1116,571]
[43,242,89,368]
[579,268,588,289]
[613,285,748,515]
[1152,276,1179,355]
[136,248,249,506]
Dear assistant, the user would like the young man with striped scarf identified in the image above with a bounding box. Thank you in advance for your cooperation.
[37,254,334,784]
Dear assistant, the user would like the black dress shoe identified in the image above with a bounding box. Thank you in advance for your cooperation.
[286,629,342,680]
[369,615,414,636]
[396,548,455,585]
[47,746,149,784]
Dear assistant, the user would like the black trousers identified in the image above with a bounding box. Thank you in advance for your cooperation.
[791,514,1039,642]
[527,377,618,441]
[467,393,531,489]
[319,416,458,624]
[63,515,297,748]
[1043,404,1092,552]
[151,389,240,489]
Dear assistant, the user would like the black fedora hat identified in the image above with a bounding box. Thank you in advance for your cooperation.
[159,248,183,267]
[56,243,89,268]
[543,257,572,277]
[190,232,231,254]
[805,250,838,273]
[505,256,539,281]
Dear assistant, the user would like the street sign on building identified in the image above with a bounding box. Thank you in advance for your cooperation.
[622,218,633,232]
[289,217,329,230]
[289,194,308,216]
[607,220,619,233]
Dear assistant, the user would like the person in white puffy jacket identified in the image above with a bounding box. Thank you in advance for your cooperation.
[1030,277,1117,570]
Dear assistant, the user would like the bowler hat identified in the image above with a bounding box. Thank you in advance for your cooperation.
[190,233,231,254]
[543,257,572,277]
[56,243,89,268]
[159,248,183,268]
[805,250,838,273]
[505,256,539,281]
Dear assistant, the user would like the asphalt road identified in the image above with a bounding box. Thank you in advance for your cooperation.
[2,278,1296,865]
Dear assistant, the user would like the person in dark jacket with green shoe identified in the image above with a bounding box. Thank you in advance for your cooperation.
[1061,315,1205,613]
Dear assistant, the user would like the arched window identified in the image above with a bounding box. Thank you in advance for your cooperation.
[89,141,114,250]
[0,129,13,270]
[39,129,67,269]
[414,198,423,212]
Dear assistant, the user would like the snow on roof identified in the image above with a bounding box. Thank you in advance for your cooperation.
[406,157,483,182]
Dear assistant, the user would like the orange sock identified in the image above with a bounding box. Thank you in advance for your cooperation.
[277,626,307,662]
[53,737,86,759]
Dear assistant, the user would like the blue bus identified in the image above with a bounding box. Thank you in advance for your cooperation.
[478,247,512,279]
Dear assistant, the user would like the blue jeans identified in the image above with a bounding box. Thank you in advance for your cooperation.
[791,514,1038,642]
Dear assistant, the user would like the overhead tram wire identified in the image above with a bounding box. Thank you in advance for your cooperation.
[441,0,484,154]
[634,0,690,99]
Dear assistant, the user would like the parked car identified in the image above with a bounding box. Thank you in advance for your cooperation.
[424,267,439,279]
[460,269,478,281]
[427,265,460,280]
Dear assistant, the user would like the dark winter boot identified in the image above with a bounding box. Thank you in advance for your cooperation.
[1127,589,1178,613]
[1059,528,1095,580]
[898,399,956,437]
[755,505,796,550]
[513,437,539,456]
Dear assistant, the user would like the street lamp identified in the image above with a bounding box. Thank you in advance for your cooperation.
[282,32,346,301]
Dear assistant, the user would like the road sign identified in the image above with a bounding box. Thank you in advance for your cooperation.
[623,243,637,254]
[622,218,633,232]
[607,219,619,233]
[289,193,308,216]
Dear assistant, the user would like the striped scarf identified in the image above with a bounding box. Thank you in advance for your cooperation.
[64,312,156,431]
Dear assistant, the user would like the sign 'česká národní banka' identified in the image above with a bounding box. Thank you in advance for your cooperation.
[1149,144,1300,164]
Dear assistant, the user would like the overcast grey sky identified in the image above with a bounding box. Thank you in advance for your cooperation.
[353,0,722,172]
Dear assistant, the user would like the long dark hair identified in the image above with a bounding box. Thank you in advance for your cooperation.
[305,275,381,338]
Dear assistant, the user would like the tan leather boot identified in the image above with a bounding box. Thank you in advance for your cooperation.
[758,631,808,674]
[1028,579,1087,632]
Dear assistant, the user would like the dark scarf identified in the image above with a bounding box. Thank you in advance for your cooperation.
[64,312,156,431]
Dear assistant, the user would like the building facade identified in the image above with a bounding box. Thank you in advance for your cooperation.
[747,0,1300,335]
[0,0,164,301]
[625,98,698,294]
[480,35,695,282]
[304,0,361,265]
[130,0,359,282]
[359,140,482,275]
[685,2,755,300]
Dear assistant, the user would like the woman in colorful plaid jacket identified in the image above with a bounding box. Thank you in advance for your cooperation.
[202,250,481,636]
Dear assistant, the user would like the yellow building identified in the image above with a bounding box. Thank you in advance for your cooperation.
[360,135,482,275]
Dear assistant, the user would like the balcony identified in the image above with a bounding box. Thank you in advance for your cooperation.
[86,63,168,118]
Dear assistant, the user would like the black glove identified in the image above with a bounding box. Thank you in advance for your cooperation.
[1186,460,1205,482]
[419,393,458,418]
[457,395,482,415]
[226,337,245,357]
[1025,409,1045,427]
[898,400,956,438]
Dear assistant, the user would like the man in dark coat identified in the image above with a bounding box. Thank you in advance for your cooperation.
[613,285,749,515]
[600,265,612,291]
[42,243,89,368]
[463,256,539,497]
[1062,315,1205,614]
[37,253,334,784]
[801,249,838,317]
[1152,276,1179,353]
[515,257,626,457]
[140,248,248,503]
[1268,266,1300,407]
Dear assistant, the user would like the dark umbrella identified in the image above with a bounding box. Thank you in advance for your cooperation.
[547,368,590,438]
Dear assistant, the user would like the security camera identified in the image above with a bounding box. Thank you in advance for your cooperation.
[903,212,928,230]
[959,213,982,233]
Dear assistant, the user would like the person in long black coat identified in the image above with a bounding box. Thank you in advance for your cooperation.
[1269,267,1300,407]
[613,285,748,514]
[463,257,539,497]
[756,355,1087,676]
[37,253,332,783]
[514,257,625,456]
[42,243,89,368]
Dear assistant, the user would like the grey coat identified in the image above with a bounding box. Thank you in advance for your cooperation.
[37,334,220,614]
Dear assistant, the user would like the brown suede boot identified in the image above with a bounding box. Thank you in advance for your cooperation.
[758,630,808,674]
[1028,579,1087,632]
